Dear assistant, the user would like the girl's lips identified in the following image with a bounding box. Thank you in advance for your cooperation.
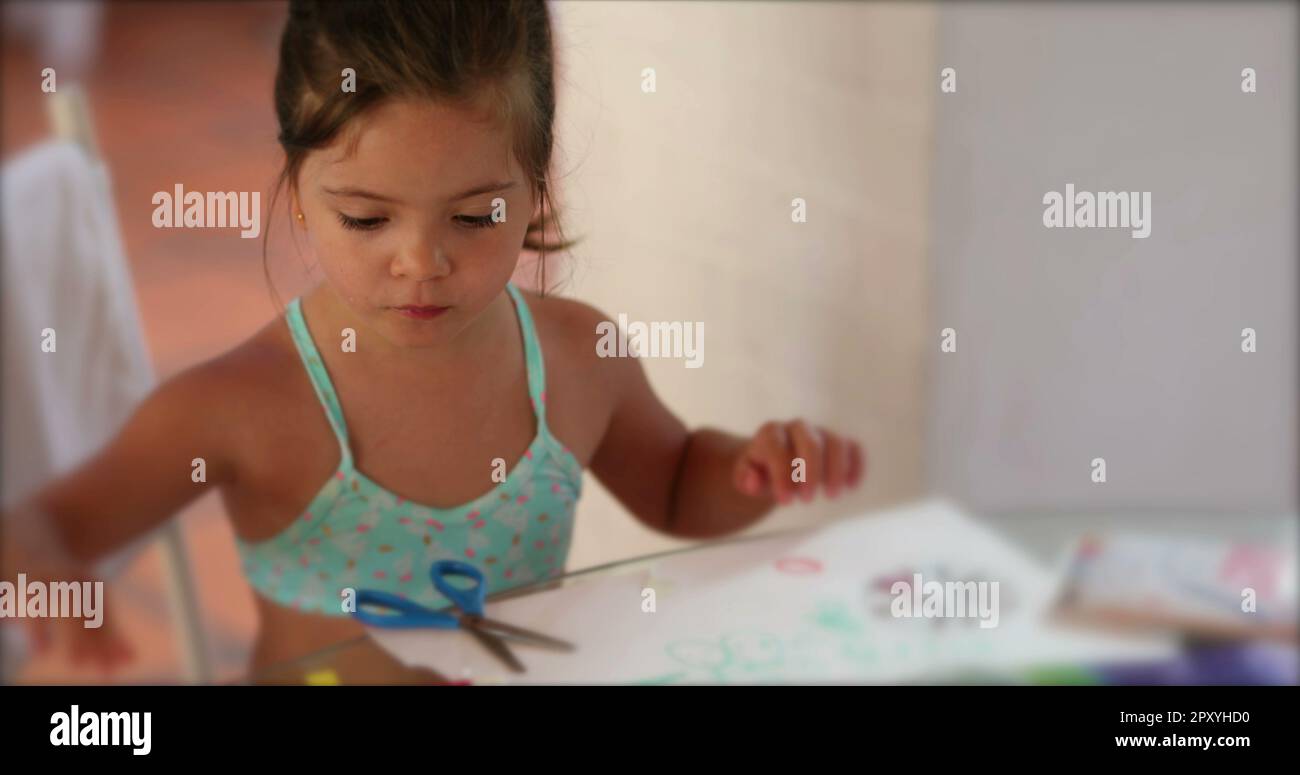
[394,305,449,320]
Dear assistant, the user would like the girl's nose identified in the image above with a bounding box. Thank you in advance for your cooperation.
[392,239,451,282]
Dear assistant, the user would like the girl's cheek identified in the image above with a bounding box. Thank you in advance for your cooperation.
[315,243,374,302]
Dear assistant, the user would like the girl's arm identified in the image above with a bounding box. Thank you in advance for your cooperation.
[585,314,865,540]
[1,360,242,673]
[2,361,241,575]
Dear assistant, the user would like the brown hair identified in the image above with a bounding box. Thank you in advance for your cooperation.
[263,0,579,309]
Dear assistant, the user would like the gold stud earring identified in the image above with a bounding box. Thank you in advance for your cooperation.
[296,212,304,222]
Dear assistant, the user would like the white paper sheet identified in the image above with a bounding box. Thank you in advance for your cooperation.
[367,497,1174,683]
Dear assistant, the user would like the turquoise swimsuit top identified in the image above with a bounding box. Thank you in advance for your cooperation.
[236,283,583,616]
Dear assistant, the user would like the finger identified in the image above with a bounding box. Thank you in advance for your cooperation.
[100,621,135,666]
[26,618,51,655]
[754,422,794,504]
[69,626,91,667]
[88,618,133,672]
[110,635,135,669]
[88,638,113,675]
[83,628,115,674]
[823,430,848,498]
[744,463,765,496]
[787,420,821,502]
[847,440,866,486]
[78,630,120,675]
[732,456,766,496]
[101,640,128,676]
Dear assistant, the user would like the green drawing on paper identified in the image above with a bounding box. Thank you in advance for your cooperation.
[809,598,864,636]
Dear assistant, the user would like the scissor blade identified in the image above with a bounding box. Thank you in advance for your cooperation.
[468,615,576,652]
[464,624,525,673]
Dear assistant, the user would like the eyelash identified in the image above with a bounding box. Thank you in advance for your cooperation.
[335,213,498,232]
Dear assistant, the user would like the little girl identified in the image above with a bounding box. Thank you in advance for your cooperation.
[2,0,864,677]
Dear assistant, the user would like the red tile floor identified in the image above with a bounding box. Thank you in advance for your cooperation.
[4,1,305,683]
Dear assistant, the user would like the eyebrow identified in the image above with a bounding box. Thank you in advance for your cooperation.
[321,180,517,204]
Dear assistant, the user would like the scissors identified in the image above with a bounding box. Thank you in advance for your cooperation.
[351,559,575,673]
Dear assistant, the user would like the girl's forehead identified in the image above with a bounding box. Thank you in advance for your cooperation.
[341,99,510,163]
[308,98,520,194]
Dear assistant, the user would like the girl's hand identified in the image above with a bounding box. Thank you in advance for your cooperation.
[2,509,135,678]
[25,581,135,678]
[732,420,866,504]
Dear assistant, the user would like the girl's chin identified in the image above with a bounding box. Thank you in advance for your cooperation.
[378,313,464,348]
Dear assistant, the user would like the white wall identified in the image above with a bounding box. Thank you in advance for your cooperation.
[550,1,939,567]
[926,2,1296,515]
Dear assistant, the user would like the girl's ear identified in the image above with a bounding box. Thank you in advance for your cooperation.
[289,184,305,228]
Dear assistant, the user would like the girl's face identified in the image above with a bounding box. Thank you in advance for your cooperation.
[294,97,535,350]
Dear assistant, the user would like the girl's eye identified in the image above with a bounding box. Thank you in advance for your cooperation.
[455,214,498,230]
[337,213,386,231]
[334,213,497,232]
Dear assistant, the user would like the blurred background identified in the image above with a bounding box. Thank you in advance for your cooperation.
[1,1,1294,683]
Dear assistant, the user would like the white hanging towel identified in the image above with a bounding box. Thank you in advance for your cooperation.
[2,138,212,683]
[1,138,156,538]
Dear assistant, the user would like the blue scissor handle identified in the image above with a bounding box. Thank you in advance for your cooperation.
[352,588,459,630]
[430,559,487,617]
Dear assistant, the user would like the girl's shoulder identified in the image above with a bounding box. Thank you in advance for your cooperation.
[188,310,302,399]
[162,311,310,467]
[513,287,619,372]
[85,311,304,494]
[511,286,641,408]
